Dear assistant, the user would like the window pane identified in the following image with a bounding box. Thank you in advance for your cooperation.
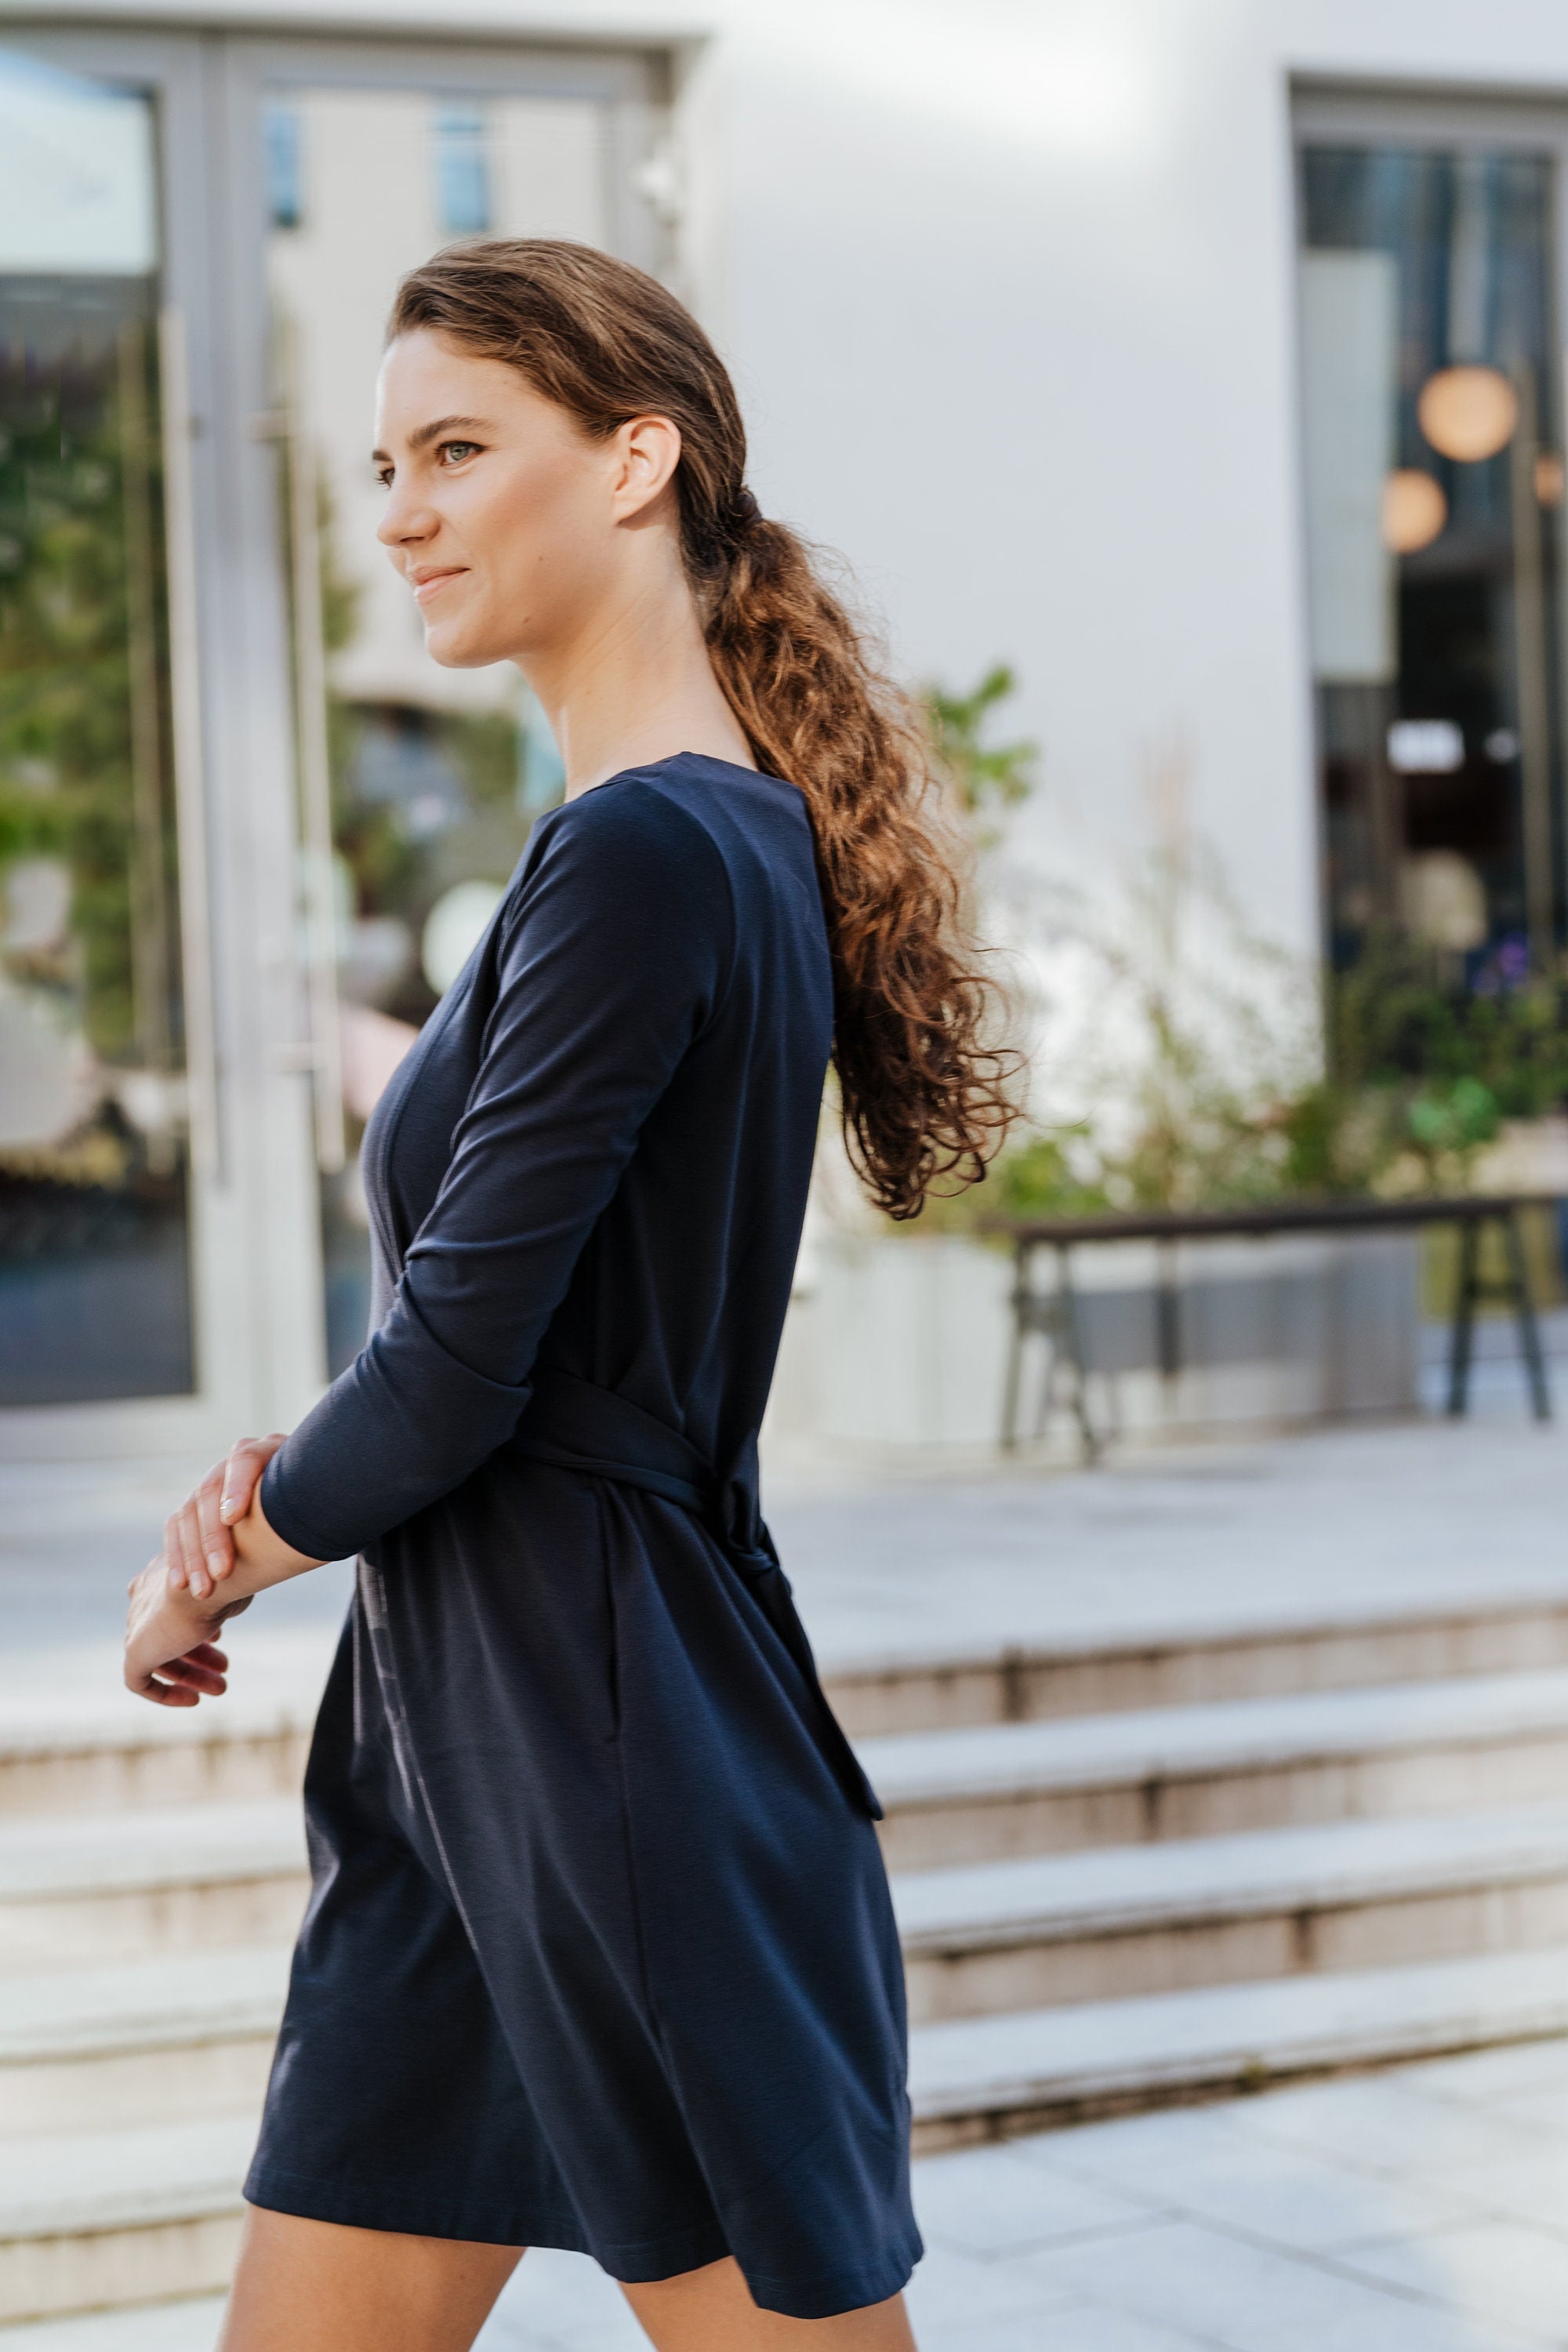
[264,84,604,1370]
[1298,140,1565,977]
[433,105,491,235]
[0,50,194,1403]
[264,100,303,232]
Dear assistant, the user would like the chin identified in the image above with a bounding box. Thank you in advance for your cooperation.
[423,622,505,670]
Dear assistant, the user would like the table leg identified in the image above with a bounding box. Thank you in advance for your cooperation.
[1502,1209,1552,1423]
[1001,1241,1029,1452]
[1156,1237,1181,1387]
[1447,1216,1479,1417]
[1056,1243,1101,1465]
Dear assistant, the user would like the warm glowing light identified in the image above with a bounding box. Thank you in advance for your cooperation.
[1417,365,1518,463]
[1381,469,1447,554]
[1536,452,1566,507]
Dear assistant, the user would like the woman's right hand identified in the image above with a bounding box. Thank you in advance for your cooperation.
[163,1434,286,1602]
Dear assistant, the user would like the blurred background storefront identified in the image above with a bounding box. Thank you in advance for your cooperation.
[5,2,1568,1461]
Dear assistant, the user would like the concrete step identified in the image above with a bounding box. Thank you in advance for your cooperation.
[0,2299,225,2349]
[0,1638,328,1820]
[0,1951,289,2136]
[0,2118,251,2325]
[893,1798,1568,2024]
[15,1588,1568,1814]
[907,1944,1568,2153]
[827,1588,1568,1737]
[869,1667,1568,1869]
[0,1804,306,1975]
[0,1723,310,1827]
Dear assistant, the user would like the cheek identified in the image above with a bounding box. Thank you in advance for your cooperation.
[481,458,608,599]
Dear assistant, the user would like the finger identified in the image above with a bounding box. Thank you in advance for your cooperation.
[125,1664,198,1707]
[174,1502,212,1601]
[162,1512,189,1591]
[164,1505,204,1597]
[181,1642,230,1672]
[193,1468,234,1591]
[146,1675,202,1708]
[180,1493,217,1601]
[158,1655,228,1694]
[219,1439,264,1526]
[220,1434,285,1525]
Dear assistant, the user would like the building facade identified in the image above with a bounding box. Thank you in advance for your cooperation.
[2,0,1568,1457]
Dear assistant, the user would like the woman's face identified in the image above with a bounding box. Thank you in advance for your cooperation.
[372,329,676,673]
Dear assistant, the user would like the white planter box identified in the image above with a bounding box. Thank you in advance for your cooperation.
[768,1231,1421,1457]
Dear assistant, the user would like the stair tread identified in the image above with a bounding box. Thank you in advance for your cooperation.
[891,1797,1568,1947]
[909,1945,1568,2118]
[862,1667,1568,1805]
[0,2296,226,2348]
[0,1949,289,2065]
[0,1805,303,1903]
[0,1632,332,1762]
[819,1571,1568,1682]
[0,2118,253,2241]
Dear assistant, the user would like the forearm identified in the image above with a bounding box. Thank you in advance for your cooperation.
[216,1491,324,1606]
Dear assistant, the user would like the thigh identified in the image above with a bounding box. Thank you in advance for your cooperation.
[218,2205,523,2352]
[620,2256,918,2350]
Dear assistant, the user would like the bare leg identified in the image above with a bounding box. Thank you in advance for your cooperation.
[217,2206,523,2352]
[622,2256,918,2350]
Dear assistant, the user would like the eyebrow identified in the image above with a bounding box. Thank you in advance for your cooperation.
[371,414,493,465]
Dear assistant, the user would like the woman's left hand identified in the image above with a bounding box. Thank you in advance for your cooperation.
[127,1465,325,1704]
[124,1557,249,1707]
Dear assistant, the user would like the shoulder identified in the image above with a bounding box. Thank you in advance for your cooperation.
[497,768,735,971]
[531,765,732,879]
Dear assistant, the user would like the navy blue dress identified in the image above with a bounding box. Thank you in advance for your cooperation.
[248,753,921,2321]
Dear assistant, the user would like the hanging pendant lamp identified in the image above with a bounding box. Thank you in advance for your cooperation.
[1417,365,1518,462]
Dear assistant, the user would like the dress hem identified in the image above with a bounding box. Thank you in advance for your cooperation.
[243,2164,920,2318]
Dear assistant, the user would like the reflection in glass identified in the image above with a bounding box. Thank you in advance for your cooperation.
[1298,143,1565,975]
[265,84,607,1368]
[0,52,193,1403]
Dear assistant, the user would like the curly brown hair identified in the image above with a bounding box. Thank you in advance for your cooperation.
[387,240,1018,1217]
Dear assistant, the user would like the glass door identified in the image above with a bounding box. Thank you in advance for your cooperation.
[0,27,670,1454]
[1294,95,1568,977]
[230,38,668,1370]
[0,45,205,1407]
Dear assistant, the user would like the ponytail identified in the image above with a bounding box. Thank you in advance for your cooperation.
[388,240,1018,1216]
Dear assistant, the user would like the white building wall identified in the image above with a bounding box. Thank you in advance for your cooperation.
[54,0,1568,948]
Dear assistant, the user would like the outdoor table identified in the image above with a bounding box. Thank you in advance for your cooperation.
[997,1193,1559,1460]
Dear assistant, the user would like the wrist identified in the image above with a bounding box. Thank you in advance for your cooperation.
[228,1488,322,1595]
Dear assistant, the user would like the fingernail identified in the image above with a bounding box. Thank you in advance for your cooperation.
[220,1496,236,1521]
[207,1552,226,1577]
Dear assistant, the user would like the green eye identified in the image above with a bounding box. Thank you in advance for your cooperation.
[439,441,478,465]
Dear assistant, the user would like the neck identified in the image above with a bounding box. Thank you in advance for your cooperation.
[524,559,756,799]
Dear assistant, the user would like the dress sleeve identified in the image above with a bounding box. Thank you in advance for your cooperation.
[259,781,734,1563]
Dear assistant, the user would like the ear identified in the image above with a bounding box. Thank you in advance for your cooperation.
[609,412,682,523]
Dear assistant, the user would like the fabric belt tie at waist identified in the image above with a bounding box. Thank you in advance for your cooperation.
[510,1365,880,1820]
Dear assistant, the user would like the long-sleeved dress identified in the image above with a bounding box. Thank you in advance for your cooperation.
[247,752,921,2321]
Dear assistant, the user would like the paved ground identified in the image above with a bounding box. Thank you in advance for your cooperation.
[4,1403,1567,2347]
[4,1405,1566,1679]
[472,2043,1568,2350]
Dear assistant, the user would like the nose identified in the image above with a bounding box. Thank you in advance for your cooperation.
[377,476,437,550]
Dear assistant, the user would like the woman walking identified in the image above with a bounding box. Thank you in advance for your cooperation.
[125,241,1011,2351]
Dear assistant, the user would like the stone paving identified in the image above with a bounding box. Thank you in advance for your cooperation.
[5,1407,1567,1677]
[4,1404,1567,2347]
[476,2044,1568,2349]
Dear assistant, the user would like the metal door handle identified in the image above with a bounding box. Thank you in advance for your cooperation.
[158,308,222,1184]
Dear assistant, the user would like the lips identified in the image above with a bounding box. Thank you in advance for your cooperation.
[412,570,465,604]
